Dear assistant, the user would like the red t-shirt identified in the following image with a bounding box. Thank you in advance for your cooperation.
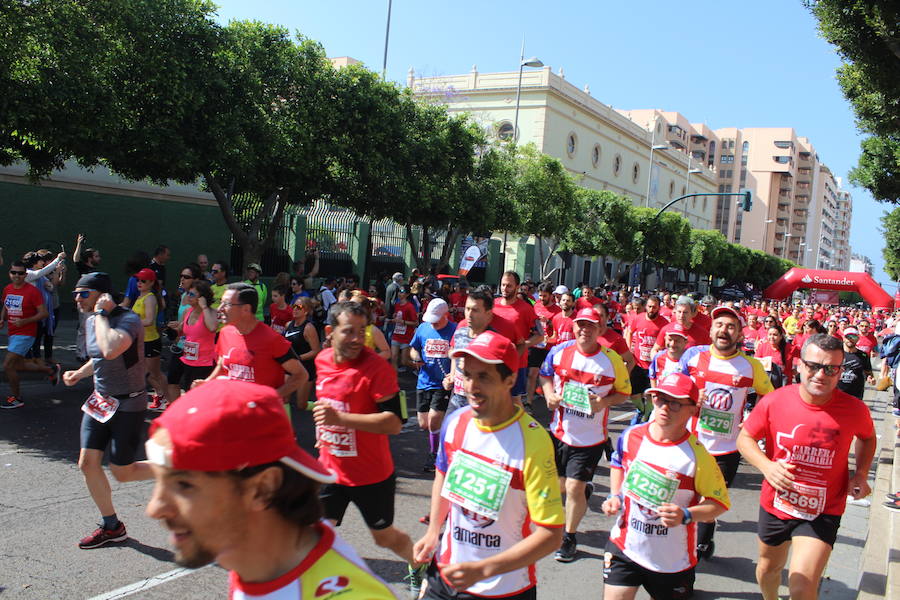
[575,296,604,311]
[314,347,399,486]
[753,340,799,381]
[597,329,629,356]
[269,303,293,334]
[448,291,467,323]
[629,313,669,369]
[390,301,418,344]
[534,301,561,349]
[659,305,674,320]
[742,325,766,353]
[2,283,43,337]
[551,312,575,345]
[855,333,878,356]
[693,311,712,333]
[492,298,539,368]
[743,385,874,519]
[655,321,711,348]
[216,323,293,389]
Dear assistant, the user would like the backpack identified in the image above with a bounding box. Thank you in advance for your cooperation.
[880,334,900,368]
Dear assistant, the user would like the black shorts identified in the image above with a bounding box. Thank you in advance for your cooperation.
[603,542,695,600]
[320,473,396,530]
[79,410,147,466]
[553,436,606,481]
[714,451,741,487]
[167,358,215,388]
[630,365,651,395]
[417,388,450,413]
[757,506,842,548]
[528,347,549,369]
[144,338,162,358]
[511,367,527,397]
[423,560,536,600]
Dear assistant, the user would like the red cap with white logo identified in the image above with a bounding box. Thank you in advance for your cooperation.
[666,323,689,339]
[573,308,601,323]
[644,372,700,405]
[449,330,519,373]
[146,379,335,483]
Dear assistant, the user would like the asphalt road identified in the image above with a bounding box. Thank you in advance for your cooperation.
[0,336,886,599]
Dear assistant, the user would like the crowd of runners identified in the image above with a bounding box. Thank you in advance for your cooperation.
[1,235,896,599]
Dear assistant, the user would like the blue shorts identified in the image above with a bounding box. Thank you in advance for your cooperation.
[7,335,36,356]
[511,367,527,397]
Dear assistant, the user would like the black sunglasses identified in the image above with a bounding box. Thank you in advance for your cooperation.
[180,273,194,279]
[801,359,842,377]
[9,270,25,275]
[138,279,153,284]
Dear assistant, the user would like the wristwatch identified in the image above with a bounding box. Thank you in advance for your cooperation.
[681,507,693,525]
[94,308,110,317]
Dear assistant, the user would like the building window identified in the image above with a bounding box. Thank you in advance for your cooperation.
[632,162,640,184]
[669,181,675,198]
[566,132,577,157]
[592,144,601,168]
[703,197,707,211]
[613,154,621,176]
[707,140,716,168]
[692,197,697,209]
[721,155,734,164]
[774,140,793,149]
[681,185,686,196]
[497,121,514,141]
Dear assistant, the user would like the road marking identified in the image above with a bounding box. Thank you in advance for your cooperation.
[86,566,208,600]
[610,412,636,423]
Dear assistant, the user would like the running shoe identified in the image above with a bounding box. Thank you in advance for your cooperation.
[78,522,127,549]
[1,396,23,409]
[885,492,900,501]
[696,541,715,560]
[554,537,577,562]
[148,394,166,412]
[48,363,61,386]
[418,514,430,525]
[883,498,900,512]
[423,453,436,474]
[405,563,428,599]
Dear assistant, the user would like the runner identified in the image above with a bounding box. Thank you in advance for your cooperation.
[684,305,773,559]
[196,283,308,405]
[284,296,321,410]
[625,295,669,421]
[602,372,730,600]
[575,284,603,311]
[269,284,293,334]
[132,267,167,410]
[742,313,765,355]
[243,263,268,322]
[1,259,55,408]
[165,279,217,403]
[209,261,229,310]
[62,272,154,548]
[444,286,518,414]
[593,302,635,372]
[491,272,543,410]
[651,296,711,356]
[854,318,878,356]
[389,285,418,373]
[648,324,691,385]
[413,330,564,599]
[540,309,631,562]
[836,327,874,400]
[754,324,798,388]
[527,283,561,408]
[410,299,457,473]
[550,292,577,346]
[313,301,425,597]
[737,333,876,600]
[144,379,397,599]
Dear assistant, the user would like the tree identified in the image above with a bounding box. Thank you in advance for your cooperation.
[880,206,900,279]
[808,1,900,202]
[508,145,579,280]
[563,189,640,283]
[688,229,731,280]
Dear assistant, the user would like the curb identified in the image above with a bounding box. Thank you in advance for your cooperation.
[858,390,898,599]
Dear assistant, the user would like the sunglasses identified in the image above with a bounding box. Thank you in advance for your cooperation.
[801,359,842,376]
[138,279,153,284]
[9,271,25,276]
[180,273,194,279]
[185,290,197,297]
[72,290,93,299]
[645,393,694,413]
[211,269,221,273]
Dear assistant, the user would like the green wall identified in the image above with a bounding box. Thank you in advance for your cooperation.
[0,181,231,295]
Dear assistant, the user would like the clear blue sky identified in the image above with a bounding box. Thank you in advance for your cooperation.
[212,0,894,289]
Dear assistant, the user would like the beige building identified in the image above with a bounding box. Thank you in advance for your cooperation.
[410,67,718,230]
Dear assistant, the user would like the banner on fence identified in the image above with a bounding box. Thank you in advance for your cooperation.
[459,236,489,276]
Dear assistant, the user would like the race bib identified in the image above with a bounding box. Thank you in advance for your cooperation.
[441,451,512,520]
[773,481,826,520]
[561,382,592,414]
[394,323,406,336]
[4,294,23,317]
[271,323,285,335]
[316,398,357,457]
[622,460,679,511]
[81,391,119,423]
[183,341,200,361]
[638,334,655,361]
[697,407,734,436]
[424,338,449,359]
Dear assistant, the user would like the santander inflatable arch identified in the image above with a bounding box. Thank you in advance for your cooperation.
[763,268,893,310]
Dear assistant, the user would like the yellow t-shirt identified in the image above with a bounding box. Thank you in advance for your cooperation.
[132,293,160,342]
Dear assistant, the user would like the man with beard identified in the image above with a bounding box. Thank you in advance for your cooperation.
[738,334,875,600]
[683,306,773,559]
[625,295,669,421]
[144,379,396,599]
[651,296,711,356]
[413,331,563,599]
[835,327,874,400]
[491,272,542,409]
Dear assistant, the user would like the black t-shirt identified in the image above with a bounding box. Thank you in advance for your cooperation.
[150,261,167,288]
[837,349,872,399]
[76,261,92,275]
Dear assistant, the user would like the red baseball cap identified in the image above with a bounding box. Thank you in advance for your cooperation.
[573,308,601,323]
[666,323,689,339]
[449,330,519,374]
[146,379,335,483]
[644,372,699,405]
[711,305,743,324]
[135,268,157,282]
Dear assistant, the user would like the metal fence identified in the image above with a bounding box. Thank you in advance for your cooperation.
[367,215,406,281]
[301,201,355,277]
[228,193,299,277]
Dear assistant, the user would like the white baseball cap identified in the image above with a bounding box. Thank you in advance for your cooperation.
[554,285,569,295]
[422,298,449,324]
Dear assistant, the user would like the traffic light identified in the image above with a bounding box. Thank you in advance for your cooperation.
[740,189,753,212]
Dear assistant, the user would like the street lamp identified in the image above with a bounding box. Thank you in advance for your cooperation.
[512,40,544,142]
[783,232,793,259]
[645,126,669,207]
[682,153,702,217]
